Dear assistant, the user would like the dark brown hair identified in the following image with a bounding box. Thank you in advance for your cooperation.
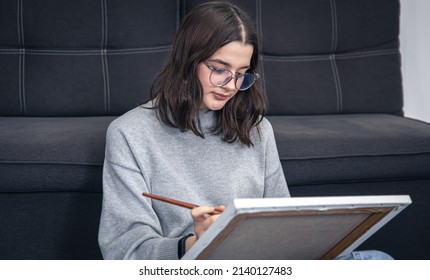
[147,1,266,146]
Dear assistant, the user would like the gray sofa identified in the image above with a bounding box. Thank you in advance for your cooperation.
[1,0,429,259]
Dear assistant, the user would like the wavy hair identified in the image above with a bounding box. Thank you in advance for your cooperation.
[146,1,266,146]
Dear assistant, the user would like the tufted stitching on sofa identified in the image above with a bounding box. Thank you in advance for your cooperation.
[329,0,342,113]
[330,55,342,113]
[330,0,338,52]
[264,49,399,62]
[336,49,399,59]
[101,0,110,115]
[0,47,172,55]
[17,0,26,115]
[255,0,267,97]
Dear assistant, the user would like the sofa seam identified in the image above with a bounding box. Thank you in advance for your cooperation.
[280,151,430,161]
[336,49,399,59]
[330,0,338,52]
[101,0,110,115]
[0,190,103,195]
[17,0,26,115]
[289,176,430,187]
[263,49,399,62]
[329,0,342,113]
[0,46,172,55]
[0,160,103,166]
[101,0,108,49]
[17,0,24,47]
[256,0,266,96]
[330,55,343,113]
[101,50,111,114]
[18,50,26,115]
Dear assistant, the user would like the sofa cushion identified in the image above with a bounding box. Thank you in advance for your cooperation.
[0,192,103,259]
[267,114,430,186]
[264,50,403,115]
[0,116,116,192]
[261,0,402,115]
[0,0,176,117]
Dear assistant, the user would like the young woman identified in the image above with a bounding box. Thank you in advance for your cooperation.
[98,1,391,260]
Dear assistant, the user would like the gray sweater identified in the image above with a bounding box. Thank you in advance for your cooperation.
[98,105,290,259]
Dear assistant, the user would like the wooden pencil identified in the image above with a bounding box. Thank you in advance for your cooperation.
[142,192,222,215]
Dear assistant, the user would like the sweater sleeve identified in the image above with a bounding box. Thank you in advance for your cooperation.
[261,119,291,198]
[98,121,181,260]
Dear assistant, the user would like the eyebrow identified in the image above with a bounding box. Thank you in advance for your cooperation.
[207,59,250,70]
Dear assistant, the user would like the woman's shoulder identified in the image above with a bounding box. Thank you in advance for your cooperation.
[107,104,158,135]
[247,116,275,146]
[257,116,275,136]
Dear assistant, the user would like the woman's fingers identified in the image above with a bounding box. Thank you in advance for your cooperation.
[192,205,225,219]
[191,205,225,238]
[214,205,225,214]
[191,206,217,220]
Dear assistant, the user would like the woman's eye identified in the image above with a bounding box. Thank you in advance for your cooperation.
[213,68,227,74]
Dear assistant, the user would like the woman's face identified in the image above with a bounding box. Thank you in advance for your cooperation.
[198,41,254,110]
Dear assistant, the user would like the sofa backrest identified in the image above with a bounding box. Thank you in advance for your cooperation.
[259,0,403,116]
[0,0,177,116]
[0,0,403,117]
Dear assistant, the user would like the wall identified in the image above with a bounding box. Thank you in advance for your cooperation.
[400,0,430,123]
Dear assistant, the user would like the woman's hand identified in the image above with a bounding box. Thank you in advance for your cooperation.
[185,205,225,252]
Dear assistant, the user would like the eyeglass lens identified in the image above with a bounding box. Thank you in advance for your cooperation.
[210,69,256,90]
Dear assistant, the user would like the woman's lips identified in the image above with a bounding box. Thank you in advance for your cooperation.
[213,92,229,101]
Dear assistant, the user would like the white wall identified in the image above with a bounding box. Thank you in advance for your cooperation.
[400,0,430,123]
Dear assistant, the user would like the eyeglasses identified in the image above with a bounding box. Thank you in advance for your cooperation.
[203,61,260,91]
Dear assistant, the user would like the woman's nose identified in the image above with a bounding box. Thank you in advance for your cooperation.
[223,77,237,91]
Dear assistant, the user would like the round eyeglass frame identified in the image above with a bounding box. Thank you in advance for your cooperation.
[203,61,260,91]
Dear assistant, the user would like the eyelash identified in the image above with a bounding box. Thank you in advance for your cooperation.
[212,66,245,75]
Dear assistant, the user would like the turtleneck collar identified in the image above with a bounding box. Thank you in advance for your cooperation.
[198,109,217,132]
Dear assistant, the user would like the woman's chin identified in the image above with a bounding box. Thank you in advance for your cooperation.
[204,102,227,111]
[202,95,232,111]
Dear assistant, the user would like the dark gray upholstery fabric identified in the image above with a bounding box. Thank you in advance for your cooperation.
[268,114,430,185]
[261,0,402,115]
[0,192,102,260]
[0,0,175,116]
[0,117,116,192]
